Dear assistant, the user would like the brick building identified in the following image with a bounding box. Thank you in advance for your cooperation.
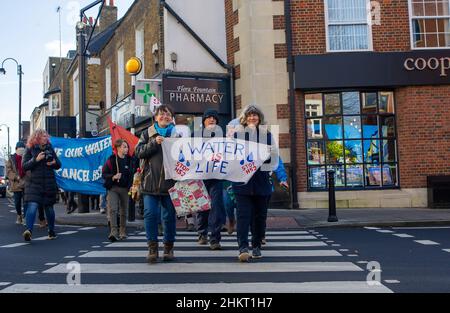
[82,0,232,137]
[226,0,450,208]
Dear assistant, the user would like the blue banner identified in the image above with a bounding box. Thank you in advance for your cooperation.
[50,136,113,195]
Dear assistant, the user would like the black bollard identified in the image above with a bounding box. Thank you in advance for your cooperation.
[327,170,338,222]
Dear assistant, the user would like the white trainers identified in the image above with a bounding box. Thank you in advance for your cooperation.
[16,215,23,225]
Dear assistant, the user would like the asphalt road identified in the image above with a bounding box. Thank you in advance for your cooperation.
[1,196,449,293]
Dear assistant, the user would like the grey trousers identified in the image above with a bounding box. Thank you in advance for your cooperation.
[107,186,129,236]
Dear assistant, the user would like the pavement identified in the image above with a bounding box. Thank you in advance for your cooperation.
[49,200,450,230]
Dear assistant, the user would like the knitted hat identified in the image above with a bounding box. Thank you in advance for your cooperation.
[202,109,220,126]
[15,141,25,149]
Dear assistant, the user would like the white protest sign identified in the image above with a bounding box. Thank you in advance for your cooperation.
[162,137,272,183]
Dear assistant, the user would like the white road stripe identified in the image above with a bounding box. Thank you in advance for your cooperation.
[393,226,450,230]
[64,256,76,259]
[443,249,450,253]
[139,231,311,236]
[78,227,96,231]
[43,262,363,274]
[24,271,38,275]
[59,231,78,235]
[376,230,395,233]
[0,282,392,293]
[34,236,50,241]
[79,249,343,258]
[393,234,414,238]
[0,243,29,248]
[45,263,58,266]
[414,240,440,245]
[384,280,400,284]
[126,235,318,241]
[106,241,328,248]
[364,227,380,230]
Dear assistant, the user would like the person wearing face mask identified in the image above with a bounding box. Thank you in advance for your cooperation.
[22,129,61,241]
[6,142,26,224]
[195,109,226,250]
[136,105,179,264]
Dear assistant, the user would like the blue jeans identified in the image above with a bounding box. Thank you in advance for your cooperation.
[197,181,225,243]
[143,195,176,243]
[100,193,107,209]
[26,202,55,233]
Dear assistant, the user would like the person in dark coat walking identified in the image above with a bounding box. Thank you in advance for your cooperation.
[102,139,133,242]
[195,109,226,250]
[22,129,61,241]
[232,105,276,262]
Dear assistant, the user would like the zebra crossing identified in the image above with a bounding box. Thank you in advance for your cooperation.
[0,230,393,293]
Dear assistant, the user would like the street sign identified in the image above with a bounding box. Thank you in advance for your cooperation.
[136,79,161,107]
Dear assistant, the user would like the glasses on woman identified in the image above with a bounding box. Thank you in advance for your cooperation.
[158,111,172,118]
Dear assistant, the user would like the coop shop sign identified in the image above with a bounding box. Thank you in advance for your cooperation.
[404,57,450,77]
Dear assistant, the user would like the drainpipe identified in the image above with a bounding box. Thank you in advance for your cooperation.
[229,65,236,119]
[285,0,300,210]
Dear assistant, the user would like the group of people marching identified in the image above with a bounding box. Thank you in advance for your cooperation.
[131,104,289,263]
[8,104,289,263]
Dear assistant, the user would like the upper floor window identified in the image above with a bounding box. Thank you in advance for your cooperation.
[117,46,125,98]
[410,0,450,48]
[325,0,373,51]
[135,23,145,80]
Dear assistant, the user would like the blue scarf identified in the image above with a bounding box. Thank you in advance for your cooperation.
[154,123,174,137]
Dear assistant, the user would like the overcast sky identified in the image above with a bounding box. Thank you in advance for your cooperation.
[0,0,134,156]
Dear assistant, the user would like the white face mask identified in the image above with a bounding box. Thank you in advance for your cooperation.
[16,148,25,156]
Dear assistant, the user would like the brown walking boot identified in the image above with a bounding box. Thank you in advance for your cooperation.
[119,226,127,240]
[147,241,159,264]
[163,242,174,262]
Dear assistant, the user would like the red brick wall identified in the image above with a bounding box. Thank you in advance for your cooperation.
[290,0,326,55]
[290,0,411,55]
[372,0,410,52]
[396,86,450,188]
[295,91,308,191]
[225,0,238,66]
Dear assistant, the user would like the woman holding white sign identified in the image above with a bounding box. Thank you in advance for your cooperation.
[196,109,226,250]
[232,105,275,262]
[135,105,178,264]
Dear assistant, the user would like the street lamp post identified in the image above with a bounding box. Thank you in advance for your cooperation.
[0,58,23,141]
[75,0,105,214]
[126,57,143,136]
[125,57,142,222]
[0,124,10,157]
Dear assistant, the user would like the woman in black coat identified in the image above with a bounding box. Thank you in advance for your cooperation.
[22,129,61,241]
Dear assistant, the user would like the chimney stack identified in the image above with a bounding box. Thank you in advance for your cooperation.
[99,0,118,33]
